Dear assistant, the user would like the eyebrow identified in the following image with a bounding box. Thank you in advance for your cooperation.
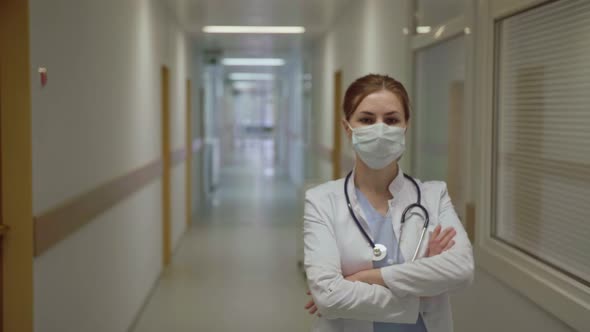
[359,111,401,116]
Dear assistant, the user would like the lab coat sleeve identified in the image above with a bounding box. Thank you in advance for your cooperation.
[380,182,475,297]
[303,191,420,323]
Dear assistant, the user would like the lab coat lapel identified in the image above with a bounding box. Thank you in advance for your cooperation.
[391,175,427,262]
[400,207,426,261]
[387,168,406,256]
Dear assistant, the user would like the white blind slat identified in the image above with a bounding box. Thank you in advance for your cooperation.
[505,0,588,28]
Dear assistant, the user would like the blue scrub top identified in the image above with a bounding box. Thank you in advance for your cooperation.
[355,188,427,332]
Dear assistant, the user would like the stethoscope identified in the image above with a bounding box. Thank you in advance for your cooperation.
[344,170,430,262]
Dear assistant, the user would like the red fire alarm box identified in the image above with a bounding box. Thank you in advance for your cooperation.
[38,67,47,87]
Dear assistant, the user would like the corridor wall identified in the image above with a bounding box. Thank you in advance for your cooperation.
[309,0,412,181]
[29,0,193,331]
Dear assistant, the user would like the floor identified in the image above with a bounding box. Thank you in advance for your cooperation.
[131,138,315,332]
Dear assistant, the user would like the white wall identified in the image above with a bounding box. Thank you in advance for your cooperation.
[29,0,192,331]
[169,26,189,252]
[310,0,412,181]
[284,51,305,186]
[190,48,205,215]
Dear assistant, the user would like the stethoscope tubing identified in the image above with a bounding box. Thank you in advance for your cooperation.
[344,170,430,262]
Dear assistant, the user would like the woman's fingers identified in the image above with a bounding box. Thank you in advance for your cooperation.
[430,224,441,238]
[443,240,455,251]
[439,228,456,247]
[436,227,455,249]
[305,291,319,316]
[436,227,453,241]
[426,226,456,257]
[426,225,441,257]
[309,305,318,315]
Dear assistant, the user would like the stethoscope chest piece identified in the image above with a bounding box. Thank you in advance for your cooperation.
[345,170,430,263]
[372,243,387,261]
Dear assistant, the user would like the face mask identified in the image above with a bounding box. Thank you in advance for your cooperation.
[348,122,406,169]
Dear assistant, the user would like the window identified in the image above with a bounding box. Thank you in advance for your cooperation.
[493,0,590,286]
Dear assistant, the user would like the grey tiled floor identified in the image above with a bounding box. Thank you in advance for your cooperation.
[131,139,314,332]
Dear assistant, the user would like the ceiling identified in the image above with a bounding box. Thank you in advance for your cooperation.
[416,0,464,27]
[163,0,352,56]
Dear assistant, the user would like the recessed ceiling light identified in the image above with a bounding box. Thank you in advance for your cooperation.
[233,81,258,90]
[203,26,305,34]
[416,26,431,34]
[222,58,285,66]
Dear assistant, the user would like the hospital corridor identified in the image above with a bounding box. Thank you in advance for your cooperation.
[131,140,314,331]
[1,0,589,332]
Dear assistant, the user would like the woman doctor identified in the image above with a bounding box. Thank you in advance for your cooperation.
[303,74,474,332]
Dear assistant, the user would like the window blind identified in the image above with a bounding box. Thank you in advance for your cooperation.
[494,0,590,286]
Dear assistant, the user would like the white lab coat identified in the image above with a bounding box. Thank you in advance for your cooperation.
[303,169,474,332]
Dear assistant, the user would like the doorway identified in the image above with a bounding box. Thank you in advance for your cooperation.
[332,70,342,179]
[413,35,467,219]
[161,66,171,266]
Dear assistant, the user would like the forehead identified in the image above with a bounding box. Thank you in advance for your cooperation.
[355,90,402,114]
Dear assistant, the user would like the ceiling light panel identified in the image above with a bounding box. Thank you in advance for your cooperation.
[222,58,285,66]
[203,26,305,34]
[229,73,275,81]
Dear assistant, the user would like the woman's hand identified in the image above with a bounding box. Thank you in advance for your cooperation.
[426,225,456,257]
[304,291,321,317]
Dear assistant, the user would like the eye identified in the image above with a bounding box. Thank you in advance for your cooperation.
[385,118,400,125]
[359,118,373,124]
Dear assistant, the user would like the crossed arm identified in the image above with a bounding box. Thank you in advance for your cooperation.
[304,224,457,317]
[303,184,474,321]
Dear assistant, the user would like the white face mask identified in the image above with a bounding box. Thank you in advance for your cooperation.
[348,122,406,169]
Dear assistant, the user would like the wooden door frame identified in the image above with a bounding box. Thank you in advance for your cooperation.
[0,0,34,331]
[0,35,3,332]
[161,66,171,266]
[332,70,342,179]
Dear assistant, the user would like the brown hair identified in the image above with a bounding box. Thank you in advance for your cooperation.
[342,74,410,122]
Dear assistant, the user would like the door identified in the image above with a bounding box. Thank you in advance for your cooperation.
[161,66,171,266]
[198,86,206,206]
[414,35,467,218]
[0,39,4,332]
[447,81,464,213]
[332,70,342,179]
[185,79,192,228]
[0,65,4,329]
[0,0,34,331]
